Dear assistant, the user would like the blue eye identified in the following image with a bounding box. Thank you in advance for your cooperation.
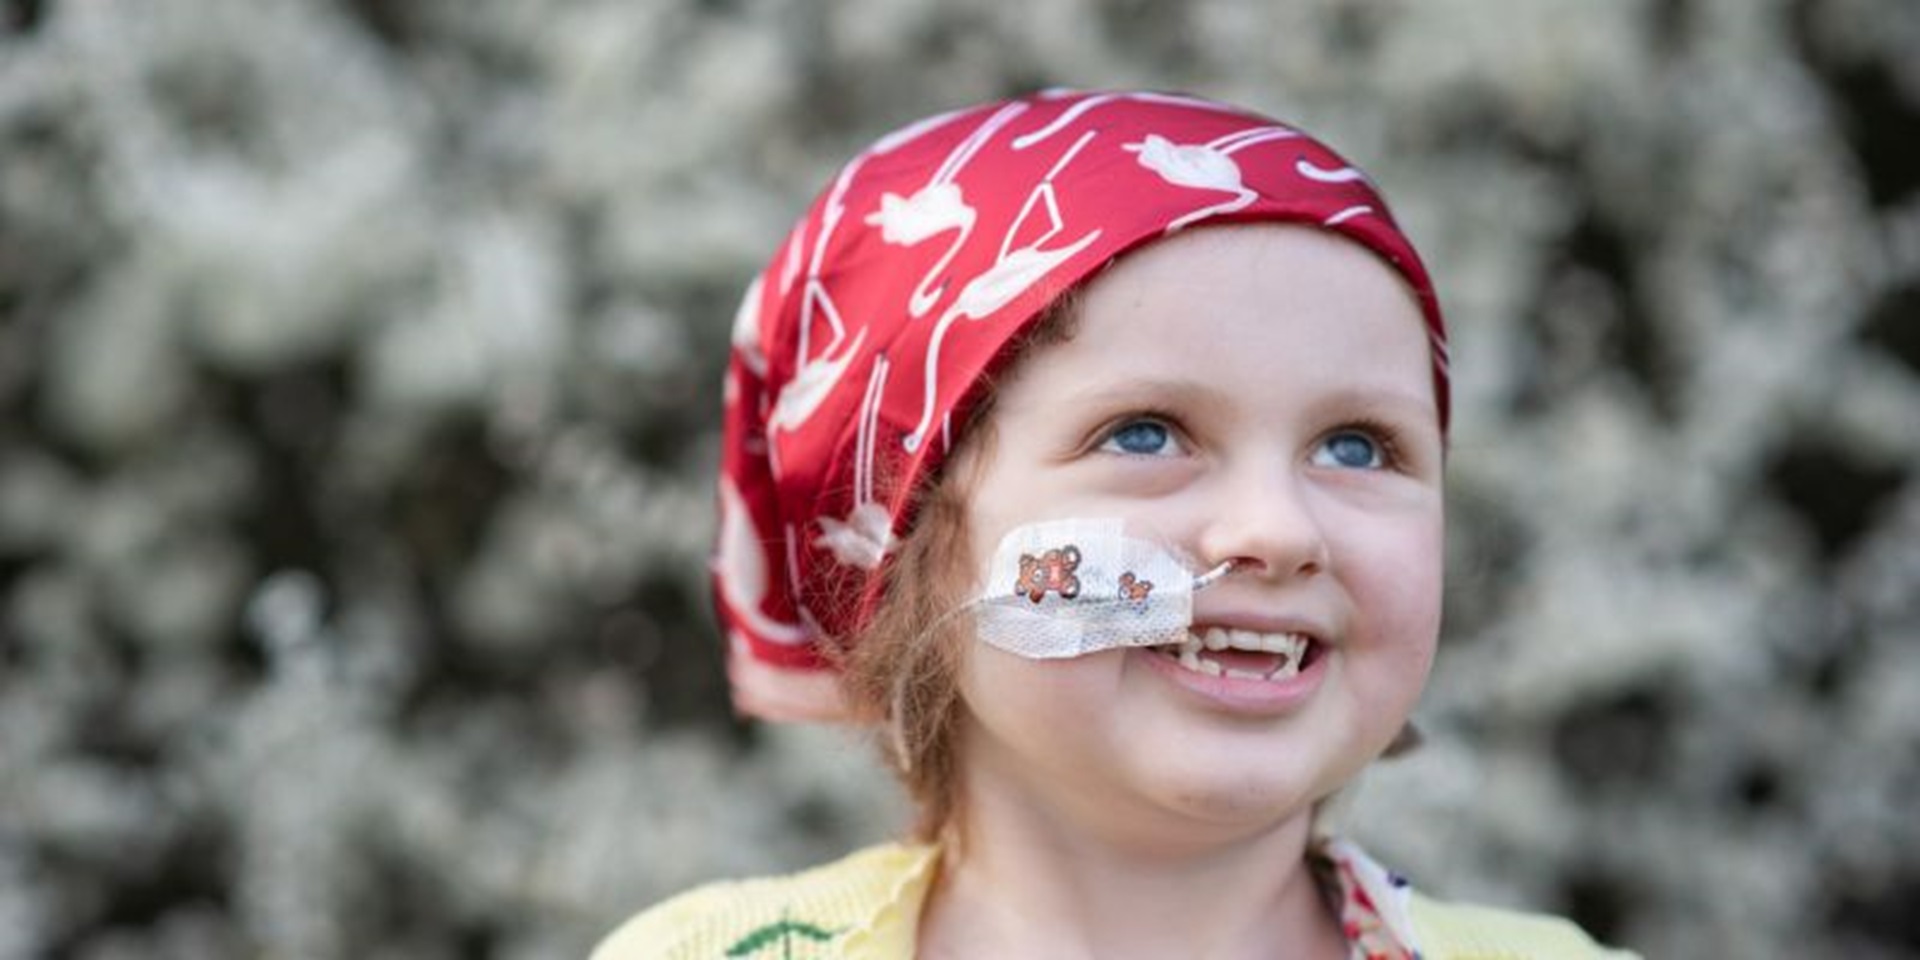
[1314,431,1385,469]
[1099,418,1179,456]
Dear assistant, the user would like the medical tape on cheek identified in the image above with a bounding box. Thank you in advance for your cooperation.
[967,517,1233,660]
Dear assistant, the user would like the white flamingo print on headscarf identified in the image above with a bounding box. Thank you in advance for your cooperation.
[1010,89,1243,150]
[813,354,896,569]
[1298,161,1381,230]
[1295,156,1374,186]
[901,129,1104,454]
[713,478,808,646]
[865,102,1028,319]
[1125,125,1303,233]
[770,157,872,434]
[730,275,768,377]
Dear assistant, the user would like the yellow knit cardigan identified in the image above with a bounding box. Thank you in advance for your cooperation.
[593,843,1641,960]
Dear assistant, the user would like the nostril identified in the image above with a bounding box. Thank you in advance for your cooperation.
[1299,539,1332,576]
[1222,549,1326,579]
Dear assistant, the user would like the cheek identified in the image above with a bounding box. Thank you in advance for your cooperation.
[957,646,1122,750]
[1334,519,1441,761]
[963,645,1070,716]
[1343,508,1445,663]
[1389,533,1444,651]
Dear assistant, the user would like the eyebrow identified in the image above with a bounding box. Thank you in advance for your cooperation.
[1303,384,1440,422]
[1063,377,1235,417]
[1064,378,1437,422]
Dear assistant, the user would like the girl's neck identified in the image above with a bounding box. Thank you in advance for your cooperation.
[915,786,1348,960]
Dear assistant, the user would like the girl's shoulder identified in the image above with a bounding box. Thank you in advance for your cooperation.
[590,843,938,960]
[1407,892,1642,960]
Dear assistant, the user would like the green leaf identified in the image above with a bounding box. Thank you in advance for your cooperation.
[723,919,840,957]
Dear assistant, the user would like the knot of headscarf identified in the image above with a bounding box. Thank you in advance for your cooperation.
[715,89,1447,719]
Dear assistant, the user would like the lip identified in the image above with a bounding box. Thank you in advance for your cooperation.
[1134,631,1330,717]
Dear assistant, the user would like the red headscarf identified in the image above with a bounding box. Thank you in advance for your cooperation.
[716,90,1448,720]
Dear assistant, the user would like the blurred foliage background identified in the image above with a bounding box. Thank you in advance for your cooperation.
[1,0,1917,957]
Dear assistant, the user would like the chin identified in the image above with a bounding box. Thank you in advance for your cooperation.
[1142,735,1383,831]
[1142,764,1327,830]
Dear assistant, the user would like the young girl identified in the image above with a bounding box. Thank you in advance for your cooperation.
[596,89,1637,959]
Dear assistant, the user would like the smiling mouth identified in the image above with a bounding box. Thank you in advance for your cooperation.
[1151,626,1318,681]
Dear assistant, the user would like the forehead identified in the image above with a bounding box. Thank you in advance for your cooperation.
[1004,224,1434,403]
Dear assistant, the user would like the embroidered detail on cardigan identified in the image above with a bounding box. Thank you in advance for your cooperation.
[723,914,843,959]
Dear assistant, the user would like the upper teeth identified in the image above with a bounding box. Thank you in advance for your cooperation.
[1159,627,1313,680]
[1190,626,1308,654]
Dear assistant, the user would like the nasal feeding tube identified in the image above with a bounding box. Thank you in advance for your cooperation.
[888,517,1237,772]
[965,517,1240,660]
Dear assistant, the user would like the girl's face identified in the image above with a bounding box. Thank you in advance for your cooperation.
[950,224,1444,845]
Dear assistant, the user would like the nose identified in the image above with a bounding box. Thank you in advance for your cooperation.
[1197,464,1330,582]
